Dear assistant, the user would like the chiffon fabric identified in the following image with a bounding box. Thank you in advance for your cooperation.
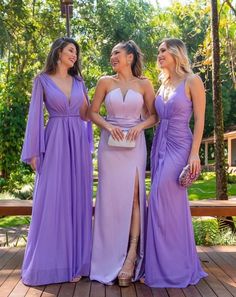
[145,81,207,288]
[21,73,93,286]
[90,88,147,284]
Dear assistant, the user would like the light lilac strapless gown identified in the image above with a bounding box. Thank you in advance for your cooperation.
[21,73,93,286]
[90,88,147,284]
[145,81,207,288]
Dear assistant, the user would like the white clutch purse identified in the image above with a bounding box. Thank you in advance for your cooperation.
[108,130,136,148]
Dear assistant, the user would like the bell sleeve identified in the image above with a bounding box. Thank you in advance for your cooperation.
[81,79,94,153]
[21,75,45,173]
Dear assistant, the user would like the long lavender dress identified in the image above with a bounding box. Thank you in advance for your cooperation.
[21,73,93,286]
[90,88,147,284]
[145,81,207,288]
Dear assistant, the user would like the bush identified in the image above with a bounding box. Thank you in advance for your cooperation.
[193,217,236,245]
[228,174,236,184]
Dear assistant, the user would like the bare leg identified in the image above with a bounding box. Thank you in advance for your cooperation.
[118,172,140,286]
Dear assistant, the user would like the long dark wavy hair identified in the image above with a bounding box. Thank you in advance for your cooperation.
[118,40,143,78]
[43,37,82,77]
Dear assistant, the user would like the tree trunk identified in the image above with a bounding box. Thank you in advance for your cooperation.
[211,0,235,231]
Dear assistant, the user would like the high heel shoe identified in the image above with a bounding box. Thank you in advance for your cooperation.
[118,236,139,287]
[69,276,82,283]
[118,258,136,287]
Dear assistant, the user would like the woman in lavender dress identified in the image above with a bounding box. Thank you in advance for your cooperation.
[89,40,157,286]
[21,37,93,286]
[145,38,207,288]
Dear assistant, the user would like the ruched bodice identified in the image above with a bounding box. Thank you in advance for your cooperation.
[145,79,207,288]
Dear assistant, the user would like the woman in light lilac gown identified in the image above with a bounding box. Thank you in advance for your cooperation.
[21,37,93,286]
[89,40,157,286]
[145,38,207,288]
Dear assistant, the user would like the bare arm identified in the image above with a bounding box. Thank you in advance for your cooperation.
[187,74,206,174]
[88,77,124,140]
[126,79,158,141]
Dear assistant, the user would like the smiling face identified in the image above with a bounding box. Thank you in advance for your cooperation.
[59,43,77,69]
[110,45,133,72]
[157,42,175,70]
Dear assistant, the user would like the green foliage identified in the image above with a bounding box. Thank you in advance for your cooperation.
[228,174,236,184]
[0,216,31,227]
[193,217,236,245]
[0,0,235,191]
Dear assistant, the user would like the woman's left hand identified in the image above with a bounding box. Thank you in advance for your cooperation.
[126,125,143,141]
[188,153,201,176]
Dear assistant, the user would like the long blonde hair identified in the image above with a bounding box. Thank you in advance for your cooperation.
[158,38,192,84]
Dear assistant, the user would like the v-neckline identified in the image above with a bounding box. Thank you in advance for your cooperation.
[161,80,185,104]
[46,74,74,105]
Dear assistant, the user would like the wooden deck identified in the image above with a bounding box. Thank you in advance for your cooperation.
[0,247,236,297]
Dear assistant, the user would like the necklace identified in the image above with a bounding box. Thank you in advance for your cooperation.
[162,78,184,102]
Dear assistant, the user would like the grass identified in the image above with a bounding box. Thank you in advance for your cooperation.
[146,172,236,200]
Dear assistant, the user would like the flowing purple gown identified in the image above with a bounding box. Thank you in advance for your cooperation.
[21,73,93,286]
[145,81,207,288]
[90,88,147,284]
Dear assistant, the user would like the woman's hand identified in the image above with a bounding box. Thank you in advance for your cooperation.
[107,125,124,141]
[188,153,201,176]
[126,125,143,141]
[30,157,37,171]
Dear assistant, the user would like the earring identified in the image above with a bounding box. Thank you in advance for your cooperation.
[57,59,61,65]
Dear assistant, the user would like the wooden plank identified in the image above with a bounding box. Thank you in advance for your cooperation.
[90,281,105,297]
[183,285,202,297]
[41,284,61,297]
[0,248,10,259]
[201,246,236,295]
[135,282,153,297]
[151,288,169,297]
[0,249,25,297]
[195,278,217,297]
[25,285,45,297]
[0,248,19,271]
[1,198,236,217]
[58,283,75,297]
[198,246,235,297]
[166,288,185,297]
[8,279,29,296]
[73,278,90,297]
[105,284,121,297]
[190,200,236,216]
[0,200,33,216]
[0,248,23,286]
[121,284,136,297]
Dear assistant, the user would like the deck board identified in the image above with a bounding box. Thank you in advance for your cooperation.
[0,247,236,297]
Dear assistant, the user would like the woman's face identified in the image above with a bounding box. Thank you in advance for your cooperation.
[157,42,175,69]
[110,45,132,72]
[59,43,77,68]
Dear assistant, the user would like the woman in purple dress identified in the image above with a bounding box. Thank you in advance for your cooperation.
[89,40,157,286]
[145,38,207,288]
[21,37,93,286]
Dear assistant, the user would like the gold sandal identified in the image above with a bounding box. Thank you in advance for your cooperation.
[118,236,139,287]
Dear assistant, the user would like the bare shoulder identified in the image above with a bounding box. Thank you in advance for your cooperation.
[96,75,114,88]
[138,77,154,90]
[186,73,204,87]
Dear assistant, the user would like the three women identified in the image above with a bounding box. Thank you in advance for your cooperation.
[22,37,207,288]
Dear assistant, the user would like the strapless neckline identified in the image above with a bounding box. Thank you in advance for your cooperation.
[106,87,143,103]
